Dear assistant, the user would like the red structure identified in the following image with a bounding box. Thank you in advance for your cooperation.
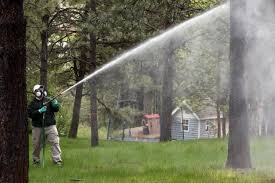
[143,114,160,135]
[126,114,160,139]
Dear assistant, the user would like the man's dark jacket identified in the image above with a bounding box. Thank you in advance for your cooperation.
[27,97,59,127]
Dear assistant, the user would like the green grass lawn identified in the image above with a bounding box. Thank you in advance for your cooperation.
[29,134,275,183]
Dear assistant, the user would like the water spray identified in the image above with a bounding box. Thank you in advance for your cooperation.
[28,2,229,168]
[42,3,228,104]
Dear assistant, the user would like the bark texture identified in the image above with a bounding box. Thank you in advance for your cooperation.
[217,103,221,138]
[160,49,174,142]
[0,1,28,182]
[160,0,174,142]
[40,14,49,88]
[226,0,252,169]
[68,49,87,138]
[89,0,98,147]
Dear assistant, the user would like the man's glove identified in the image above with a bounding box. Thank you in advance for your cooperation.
[38,106,47,113]
[51,99,60,109]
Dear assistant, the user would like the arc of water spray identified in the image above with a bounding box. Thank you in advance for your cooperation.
[47,3,228,103]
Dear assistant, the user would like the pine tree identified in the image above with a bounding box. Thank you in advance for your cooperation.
[0,1,28,182]
[226,0,252,169]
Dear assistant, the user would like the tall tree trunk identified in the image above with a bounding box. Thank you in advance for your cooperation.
[226,0,252,169]
[154,89,161,114]
[89,0,98,147]
[216,54,222,138]
[160,48,174,142]
[68,49,87,138]
[160,1,173,142]
[106,114,112,140]
[217,103,221,138]
[267,97,275,136]
[0,1,28,182]
[40,14,49,88]
[137,62,144,111]
[68,83,83,138]
[222,115,226,138]
[137,88,144,111]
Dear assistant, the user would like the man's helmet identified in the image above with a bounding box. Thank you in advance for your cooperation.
[33,84,47,100]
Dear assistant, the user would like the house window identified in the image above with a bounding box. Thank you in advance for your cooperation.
[205,120,212,131]
[205,123,209,131]
[182,120,189,132]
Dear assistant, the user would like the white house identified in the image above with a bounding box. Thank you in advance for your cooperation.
[171,104,228,140]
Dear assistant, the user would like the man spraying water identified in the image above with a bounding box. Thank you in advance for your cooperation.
[27,84,62,166]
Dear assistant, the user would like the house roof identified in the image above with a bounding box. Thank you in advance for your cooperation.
[172,107,192,116]
[172,102,222,120]
[144,114,160,119]
[196,106,223,120]
[172,103,200,120]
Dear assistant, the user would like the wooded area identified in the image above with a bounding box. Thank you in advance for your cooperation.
[24,0,224,143]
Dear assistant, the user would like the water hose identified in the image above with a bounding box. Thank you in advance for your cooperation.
[43,91,64,106]
[41,112,45,168]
